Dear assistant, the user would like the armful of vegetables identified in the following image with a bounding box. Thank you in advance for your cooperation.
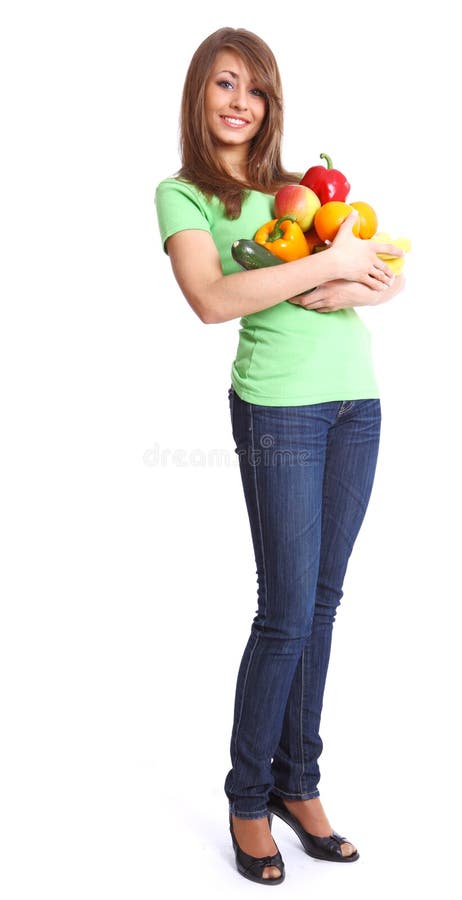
[231,154,411,302]
[231,214,315,296]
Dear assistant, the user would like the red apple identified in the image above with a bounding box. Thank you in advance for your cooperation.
[274,184,321,232]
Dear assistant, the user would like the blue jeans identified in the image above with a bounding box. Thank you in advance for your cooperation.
[224,386,381,819]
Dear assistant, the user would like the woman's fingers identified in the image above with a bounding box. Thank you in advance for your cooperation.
[331,211,358,246]
[373,265,394,283]
[288,289,323,309]
[370,254,395,282]
[368,270,394,290]
[338,210,359,232]
[372,241,405,258]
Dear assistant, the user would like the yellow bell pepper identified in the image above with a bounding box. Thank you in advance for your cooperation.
[374,233,411,275]
[254,216,309,262]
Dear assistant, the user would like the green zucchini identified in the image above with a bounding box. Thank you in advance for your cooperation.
[231,239,285,271]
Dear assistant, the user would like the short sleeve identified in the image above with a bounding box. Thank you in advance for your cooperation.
[155,178,213,254]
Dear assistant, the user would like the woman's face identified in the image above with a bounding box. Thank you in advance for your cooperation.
[204,50,267,153]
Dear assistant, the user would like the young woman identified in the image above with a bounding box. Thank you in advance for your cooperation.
[155,27,404,886]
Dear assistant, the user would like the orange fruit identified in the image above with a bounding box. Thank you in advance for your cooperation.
[350,201,378,239]
[314,201,360,242]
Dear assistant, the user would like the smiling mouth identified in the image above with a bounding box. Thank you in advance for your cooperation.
[220,115,250,128]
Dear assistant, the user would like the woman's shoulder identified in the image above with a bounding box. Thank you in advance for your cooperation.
[154,176,216,251]
[155,178,223,237]
[156,174,184,189]
[155,176,217,218]
[155,175,204,201]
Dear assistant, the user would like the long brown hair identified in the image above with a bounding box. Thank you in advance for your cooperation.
[177,27,300,218]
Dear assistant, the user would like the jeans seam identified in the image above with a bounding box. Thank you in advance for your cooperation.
[299,647,305,795]
[228,402,267,814]
[249,403,268,625]
[230,807,269,819]
[272,787,320,800]
[231,633,260,769]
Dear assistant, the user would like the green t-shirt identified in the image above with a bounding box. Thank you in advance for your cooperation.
[155,177,380,406]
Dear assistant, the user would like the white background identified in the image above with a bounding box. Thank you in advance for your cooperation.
[1,1,461,897]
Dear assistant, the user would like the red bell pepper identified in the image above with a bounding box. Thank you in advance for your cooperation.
[300,153,350,204]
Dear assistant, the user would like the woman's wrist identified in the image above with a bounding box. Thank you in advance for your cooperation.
[303,245,341,286]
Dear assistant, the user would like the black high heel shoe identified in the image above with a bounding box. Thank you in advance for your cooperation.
[267,792,359,863]
[229,813,285,885]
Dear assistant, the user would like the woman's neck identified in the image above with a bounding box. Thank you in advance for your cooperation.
[217,146,250,183]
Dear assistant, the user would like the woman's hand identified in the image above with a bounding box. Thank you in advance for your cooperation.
[288,274,406,313]
[329,211,405,290]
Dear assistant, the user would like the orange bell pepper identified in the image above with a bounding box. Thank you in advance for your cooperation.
[254,216,309,262]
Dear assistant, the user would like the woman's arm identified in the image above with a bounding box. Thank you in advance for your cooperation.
[166,212,403,325]
[288,274,406,314]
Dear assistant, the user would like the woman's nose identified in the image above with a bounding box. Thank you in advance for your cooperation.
[231,86,248,110]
